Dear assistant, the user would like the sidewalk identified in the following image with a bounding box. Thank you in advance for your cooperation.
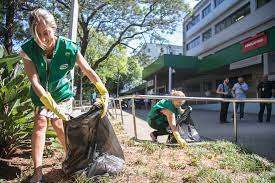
[192,102,275,115]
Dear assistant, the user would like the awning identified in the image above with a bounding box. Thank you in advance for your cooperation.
[142,54,198,79]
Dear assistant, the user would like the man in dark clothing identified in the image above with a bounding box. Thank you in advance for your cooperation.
[257,75,274,122]
[216,78,231,123]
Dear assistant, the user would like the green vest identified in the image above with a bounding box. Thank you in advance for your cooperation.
[21,36,79,106]
[147,99,179,125]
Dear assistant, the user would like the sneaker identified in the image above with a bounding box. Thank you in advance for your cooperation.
[266,120,270,123]
[150,132,157,142]
[257,120,263,123]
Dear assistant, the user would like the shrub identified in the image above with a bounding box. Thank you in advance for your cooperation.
[0,55,34,158]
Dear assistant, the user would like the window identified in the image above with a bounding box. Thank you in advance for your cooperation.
[186,36,200,50]
[202,29,212,41]
[214,0,225,7]
[186,15,200,31]
[257,0,271,8]
[215,3,250,34]
[202,4,211,18]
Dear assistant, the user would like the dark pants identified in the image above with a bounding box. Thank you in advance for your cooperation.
[258,103,272,122]
[233,102,245,119]
[149,114,195,137]
[149,120,169,137]
[220,102,229,122]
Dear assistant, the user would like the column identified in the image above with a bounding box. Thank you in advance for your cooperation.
[154,74,157,94]
[168,67,172,93]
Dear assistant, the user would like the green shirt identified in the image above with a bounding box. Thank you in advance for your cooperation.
[21,36,79,106]
[147,99,179,126]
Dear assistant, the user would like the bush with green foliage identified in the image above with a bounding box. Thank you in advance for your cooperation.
[0,55,34,158]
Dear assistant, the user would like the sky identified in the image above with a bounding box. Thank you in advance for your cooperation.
[162,0,199,46]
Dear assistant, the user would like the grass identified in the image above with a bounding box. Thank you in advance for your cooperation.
[219,152,272,173]
[150,169,170,183]
[4,119,275,183]
[72,173,113,183]
[187,141,273,173]
[58,120,275,182]
[169,161,186,170]
[139,140,165,154]
[246,172,275,183]
[195,167,232,183]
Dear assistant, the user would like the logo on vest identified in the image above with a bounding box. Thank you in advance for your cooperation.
[65,52,70,57]
[60,64,68,70]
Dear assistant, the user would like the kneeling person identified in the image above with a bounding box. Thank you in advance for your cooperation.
[147,90,188,148]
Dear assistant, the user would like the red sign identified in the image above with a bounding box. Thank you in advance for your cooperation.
[241,33,268,53]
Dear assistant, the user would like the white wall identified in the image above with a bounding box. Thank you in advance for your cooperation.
[185,0,240,39]
[183,0,275,57]
[142,43,183,60]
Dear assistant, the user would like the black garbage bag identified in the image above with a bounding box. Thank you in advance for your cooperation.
[62,104,125,177]
[167,105,201,143]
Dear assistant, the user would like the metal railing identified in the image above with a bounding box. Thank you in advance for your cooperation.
[110,95,275,143]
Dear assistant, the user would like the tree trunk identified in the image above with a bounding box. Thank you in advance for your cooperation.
[80,25,89,56]
[4,0,15,54]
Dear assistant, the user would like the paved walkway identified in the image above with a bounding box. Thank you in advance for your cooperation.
[192,102,275,115]
[111,108,275,161]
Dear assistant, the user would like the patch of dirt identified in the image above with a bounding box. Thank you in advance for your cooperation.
[0,144,68,183]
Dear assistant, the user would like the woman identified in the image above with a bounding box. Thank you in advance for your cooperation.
[147,90,188,148]
[20,8,108,182]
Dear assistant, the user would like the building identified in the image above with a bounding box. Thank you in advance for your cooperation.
[141,0,275,98]
[139,43,183,65]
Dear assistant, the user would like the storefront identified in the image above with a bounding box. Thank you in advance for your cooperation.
[140,26,275,98]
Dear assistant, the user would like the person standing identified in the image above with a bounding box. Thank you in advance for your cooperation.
[20,9,109,182]
[257,75,274,122]
[216,78,231,123]
[232,77,249,120]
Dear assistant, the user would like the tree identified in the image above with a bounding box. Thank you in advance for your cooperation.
[1,0,16,54]
[1,0,189,97]
[96,55,142,96]
[1,0,190,62]
[55,0,189,69]
[84,34,142,96]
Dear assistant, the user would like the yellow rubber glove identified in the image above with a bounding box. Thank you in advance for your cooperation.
[173,131,188,148]
[40,93,68,121]
[94,81,109,118]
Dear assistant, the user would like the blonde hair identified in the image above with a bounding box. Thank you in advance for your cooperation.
[171,90,185,97]
[29,8,57,41]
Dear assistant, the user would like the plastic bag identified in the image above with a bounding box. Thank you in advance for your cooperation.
[62,104,124,176]
[177,106,201,142]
